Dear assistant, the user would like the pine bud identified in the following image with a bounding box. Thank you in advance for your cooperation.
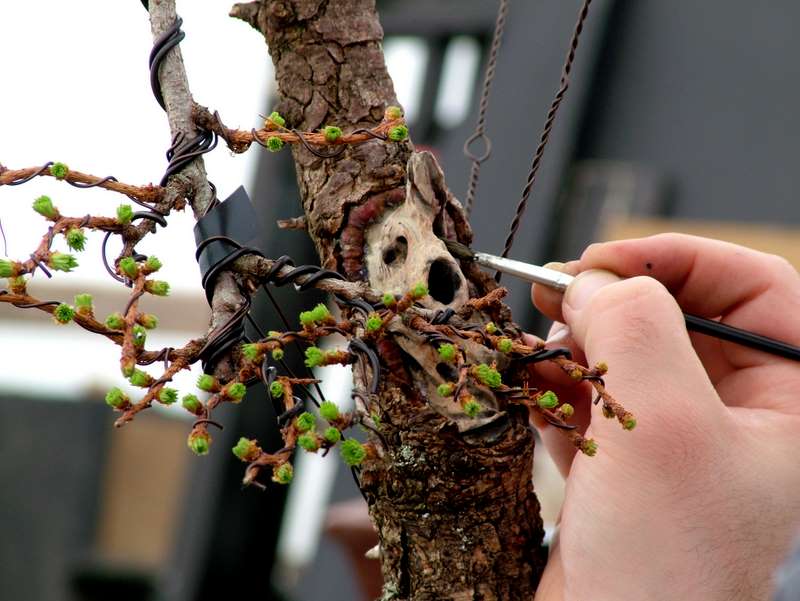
[232,437,261,462]
[270,381,284,398]
[32,195,59,219]
[497,337,513,353]
[49,162,69,179]
[223,382,247,403]
[65,228,87,252]
[388,124,409,142]
[366,313,382,332]
[0,259,19,278]
[158,387,178,405]
[182,393,203,415]
[105,312,125,330]
[53,303,75,324]
[145,256,162,272]
[474,363,502,388]
[304,346,325,368]
[129,369,153,388]
[144,280,170,296]
[559,403,575,418]
[105,387,130,410]
[196,373,219,393]
[266,136,284,152]
[48,252,78,272]
[265,111,286,129]
[385,106,404,120]
[437,382,455,397]
[116,204,134,225]
[297,433,319,452]
[323,125,342,142]
[273,462,293,484]
[119,257,139,279]
[323,426,341,444]
[295,411,315,432]
[410,281,428,299]
[74,293,93,316]
[319,400,340,421]
[340,439,367,466]
[537,390,559,409]
[137,313,159,329]
[188,431,211,456]
[437,343,456,362]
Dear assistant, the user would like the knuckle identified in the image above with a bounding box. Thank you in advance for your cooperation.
[763,253,797,280]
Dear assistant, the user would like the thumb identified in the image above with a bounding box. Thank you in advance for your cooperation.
[562,270,722,435]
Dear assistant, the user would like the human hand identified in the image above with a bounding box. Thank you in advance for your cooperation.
[528,233,800,601]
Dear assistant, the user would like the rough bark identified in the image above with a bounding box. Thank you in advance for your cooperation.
[230,1,546,598]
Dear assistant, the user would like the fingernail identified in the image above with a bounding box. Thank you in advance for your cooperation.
[543,261,566,272]
[546,322,570,344]
[564,269,621,312]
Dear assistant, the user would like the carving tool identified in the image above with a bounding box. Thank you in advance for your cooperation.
[443,239,800,362]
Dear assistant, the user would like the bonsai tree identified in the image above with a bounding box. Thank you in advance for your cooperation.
[0,1,631,598]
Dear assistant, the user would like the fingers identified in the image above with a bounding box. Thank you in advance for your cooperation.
[562,270,725,438]
[531,260,580,324]
[578,234,800,351]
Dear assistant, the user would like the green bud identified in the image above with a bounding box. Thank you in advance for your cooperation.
[297,433,319,452]
[463,399,481,418]
[559,403,575,418]
[138,313,159,329]
[581,438,598,457]
[116,204,134,225]
[323,125,342,142]
[145,256,162,272]
[340,439,367,466]
[182,393,203,415]
[319,400,340,421]
[323,426,341,444]
[271,347,284,361]
[385,105,404,120]
[130,368,153,388]
[65,228,87,252]
[295,411,316,432]
[266,136,284,152]
[197,373,218,392]
[0,259,18,278]
[268,330,282,339]
[602,404,615,419]
[410,281,428,299]
[105,312,125,330]
[158,387,178,405]
[537,390,559,410]
[388,124,409,142]
[49,162,69,179]
[188,431,211,456]
[310,303,330,322]
[270,381,284,398]
[74,293,93,310]
[267,111,286,128]
[382,292,396,307]
[232,437,261,462]
[366,313,382,332]
[119,257,139,279]
[9,276,26,293]
[132,324,147,346]
[497,337,513,353]
[437,382,455,397]
[273,462,293,484]
[224,382,247,402]
[48,252,78,272]
[437,343,456,362]
[241,343,261,362]
[33,195,58,219]
[145,280,170,296]
[53,303,75,324]
[299,310,315,327]
[105,387,130,410]
[485,322,498,334]
[304,346,326,368]
[623,416,637,431]
[474,363,502,388]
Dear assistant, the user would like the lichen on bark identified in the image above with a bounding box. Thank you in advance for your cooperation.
[230,1,547,598]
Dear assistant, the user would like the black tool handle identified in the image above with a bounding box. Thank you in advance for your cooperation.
[684,313,800,362]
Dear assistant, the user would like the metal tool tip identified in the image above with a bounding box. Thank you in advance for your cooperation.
[442,238,476,262]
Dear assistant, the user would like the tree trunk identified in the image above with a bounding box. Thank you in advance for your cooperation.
[231,1,546,598]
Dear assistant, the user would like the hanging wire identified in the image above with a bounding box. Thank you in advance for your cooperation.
[497,0,593,281]
[462,0,510,217]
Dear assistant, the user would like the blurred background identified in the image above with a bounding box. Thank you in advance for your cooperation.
[1,1,798,600]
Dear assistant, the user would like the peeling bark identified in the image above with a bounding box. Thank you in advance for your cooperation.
[231,1,546,598]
